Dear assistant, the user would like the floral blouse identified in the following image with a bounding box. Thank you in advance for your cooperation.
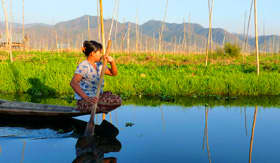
[74,60,104,100]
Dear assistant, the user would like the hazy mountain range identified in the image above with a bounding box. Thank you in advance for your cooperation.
[0,15,279,52]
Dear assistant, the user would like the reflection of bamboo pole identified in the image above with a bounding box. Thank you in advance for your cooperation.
[109,112,112,123]
[254,0,260,75]
[244,107,248,136]
[20,141,26,163]
[249,106,258,163]
[203,108,211,163]
[160,105,165,131]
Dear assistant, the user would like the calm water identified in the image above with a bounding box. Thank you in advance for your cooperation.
[0,103,280,163]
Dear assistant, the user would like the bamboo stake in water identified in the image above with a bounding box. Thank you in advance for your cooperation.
[254,0,260,75]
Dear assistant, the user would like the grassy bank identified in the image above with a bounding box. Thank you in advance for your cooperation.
[0,51,280,98]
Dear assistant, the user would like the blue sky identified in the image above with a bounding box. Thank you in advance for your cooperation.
[2,0,280,35]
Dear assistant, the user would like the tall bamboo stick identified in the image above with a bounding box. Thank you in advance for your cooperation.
[1,0,13,62]
[159,0,168,53]
[254,0,260,75]
[242,11,247,62]
[97,0,101,42]
[205,0,214,66]
[135,11,139,53]
[188,13,192,54]
[127,23,131,53]
[88,16,91,40]
[183,18,187,53]
[22,0,25,49]
[245,0,254,53]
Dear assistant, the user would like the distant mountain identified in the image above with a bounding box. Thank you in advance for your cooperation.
[0,15,279,52]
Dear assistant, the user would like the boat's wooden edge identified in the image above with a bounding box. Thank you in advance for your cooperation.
[0,99,121,117]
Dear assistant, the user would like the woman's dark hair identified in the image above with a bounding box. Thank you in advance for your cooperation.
[83,40,103,57]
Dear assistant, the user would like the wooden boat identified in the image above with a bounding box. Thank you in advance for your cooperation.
[0,99,121,117]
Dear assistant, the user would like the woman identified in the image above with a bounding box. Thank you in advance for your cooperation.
[70,40,118,112]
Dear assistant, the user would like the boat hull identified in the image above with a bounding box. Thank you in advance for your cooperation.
[0,99,121,117]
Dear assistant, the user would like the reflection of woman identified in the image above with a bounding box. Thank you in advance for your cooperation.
[73,120,121,163]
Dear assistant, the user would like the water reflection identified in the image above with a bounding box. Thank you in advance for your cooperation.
[202,107,211,163]
[244,107,248,136]
[21,141,26,163]
[73,120,121,163]
[249,106,258,163]
[0,117,87,138]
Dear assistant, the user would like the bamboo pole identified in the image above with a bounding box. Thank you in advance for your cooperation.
[263,23,266,54]
[254,0,260,75]
[183,18,186,53]
[159,0,168,53]
[188,13,192,54]
[114,0,120,52]
[97,0,101,42]
[88,16,91,40]
[85,0,111,136]
[22,0,25,50]
[1,0,13,62]
[205,0,214,66]
[127,23,130,53]
[249,106,258,163]
[242,11,247,62]
[245,0,254,53]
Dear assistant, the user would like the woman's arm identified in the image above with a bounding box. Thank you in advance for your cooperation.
[105,56,118,76]
[70,74,98,103]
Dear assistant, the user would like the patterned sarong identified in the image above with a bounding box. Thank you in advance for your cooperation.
[76,91,122,113]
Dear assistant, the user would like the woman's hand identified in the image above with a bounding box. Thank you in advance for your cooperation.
[84,96,99,104]
[105,56,114,63]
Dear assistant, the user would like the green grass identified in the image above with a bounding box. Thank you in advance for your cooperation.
[0,51,280,99]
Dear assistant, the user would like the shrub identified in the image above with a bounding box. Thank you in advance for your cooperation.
[224,43,241,57]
